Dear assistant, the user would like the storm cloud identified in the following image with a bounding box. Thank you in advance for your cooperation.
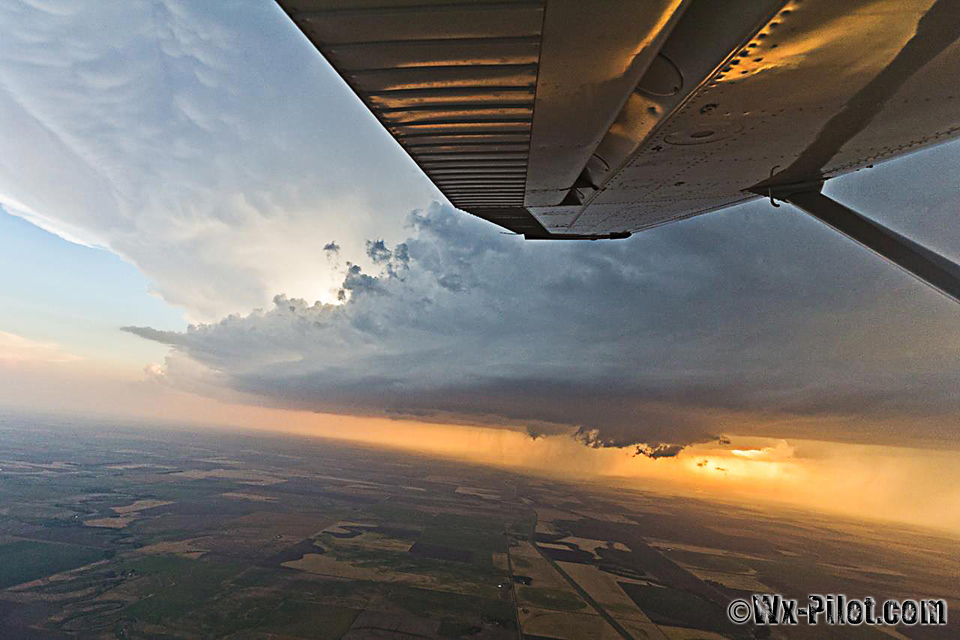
[0,2,956,456]
[125,195,960,450]
[0,0,434,321]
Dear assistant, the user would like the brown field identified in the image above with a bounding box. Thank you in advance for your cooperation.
[112,499,173,514]
[4,423,957,639]
[322,522,375,535]
[557,536,630,558]
[570,510,636,524]
[282,553,481,597]
[169,468,284,485]
[510,541,542,558]
[557,561,652,623]
[105,463,174,470]
[646,540,737,557]
[536,520,561,535]
[283,553,385,581]
[620,620,670,639]
[331,532,413,552]
[684,567,771,591]
[455,486,501,500]
[518,607,620,639]
[535,508,583,523]
[195,458,242,466]
[5,559,111,594]
[510,555,573,591]
[83,516,135,529]
[534,507,584,535]
[220,492,277,502]
[135,538,209,559]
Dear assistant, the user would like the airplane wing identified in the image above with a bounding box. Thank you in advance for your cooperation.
[276,0,960,300]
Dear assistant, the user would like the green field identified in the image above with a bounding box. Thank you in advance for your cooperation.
[187,596,360,638]
[618,583,729,633]
[0,539,103,588]
[387,584,516,629]
[119,555,244,624]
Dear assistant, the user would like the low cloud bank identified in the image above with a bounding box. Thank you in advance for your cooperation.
[125,201,960,450]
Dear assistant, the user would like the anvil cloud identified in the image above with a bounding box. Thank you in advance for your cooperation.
[0,0,433,321]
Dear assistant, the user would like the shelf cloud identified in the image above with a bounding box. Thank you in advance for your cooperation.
[125,201,960,450]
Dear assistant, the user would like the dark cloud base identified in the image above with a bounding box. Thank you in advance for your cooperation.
[124,199,960,451]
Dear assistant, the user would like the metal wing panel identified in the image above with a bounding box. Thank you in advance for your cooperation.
[522,0,690,206]
[293,2,545,44]
[808,28,960,179]
[276,0,695,237]
[566,0,960,235]
[277,0,544,233]
[278,0,960,239]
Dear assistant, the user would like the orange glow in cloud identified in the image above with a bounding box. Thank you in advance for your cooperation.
[2,359,959,536]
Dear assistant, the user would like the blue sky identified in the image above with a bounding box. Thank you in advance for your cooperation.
[0,204,183,366]
[0,208,187,369]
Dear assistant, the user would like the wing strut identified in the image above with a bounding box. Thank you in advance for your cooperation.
[772,184,960,303]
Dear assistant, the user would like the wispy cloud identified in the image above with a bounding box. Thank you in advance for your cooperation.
[0,330,80,364]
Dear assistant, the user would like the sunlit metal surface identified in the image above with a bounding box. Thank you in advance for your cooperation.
[278,0,960,239]
[277,0,546,234]
[567,0,960,235]
[523,0,689,208]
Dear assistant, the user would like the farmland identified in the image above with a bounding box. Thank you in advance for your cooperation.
[0,419,957,638]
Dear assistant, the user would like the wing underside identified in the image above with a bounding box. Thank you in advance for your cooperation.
[277,0,960,239]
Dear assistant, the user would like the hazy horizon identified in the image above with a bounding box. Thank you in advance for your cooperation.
[1,0,958,538]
